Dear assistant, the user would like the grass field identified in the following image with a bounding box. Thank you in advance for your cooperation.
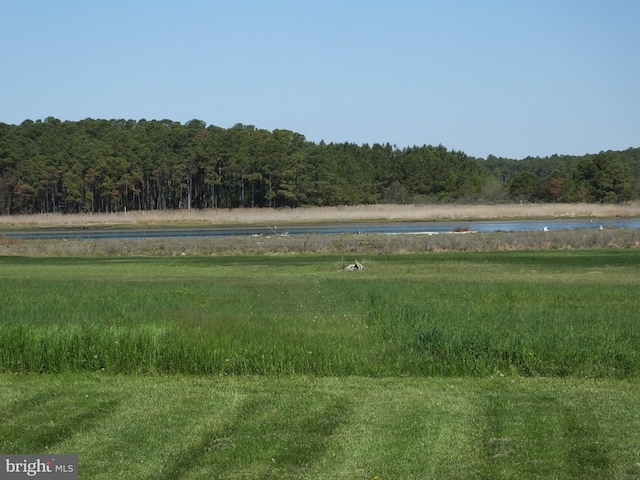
[3,374,640,479]
[2,251,639,377]
[2,250,640,478]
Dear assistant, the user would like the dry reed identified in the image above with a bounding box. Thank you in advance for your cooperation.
[1,203,639,229]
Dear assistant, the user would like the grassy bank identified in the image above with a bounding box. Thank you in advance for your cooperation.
[2,374,640,479]
[2,251,639,377]
[2,228,640,257]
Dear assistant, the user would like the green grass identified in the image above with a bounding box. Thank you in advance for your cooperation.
[2,374,640,479]
[1,251,639,377]
[2,250,640,478]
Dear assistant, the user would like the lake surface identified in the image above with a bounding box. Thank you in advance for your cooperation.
[3,218,640,240]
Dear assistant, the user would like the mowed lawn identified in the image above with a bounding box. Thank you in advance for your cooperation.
[2,374,640,479]
[2,250,640,478]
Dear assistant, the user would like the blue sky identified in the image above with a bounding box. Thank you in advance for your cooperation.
[1,1,638,159]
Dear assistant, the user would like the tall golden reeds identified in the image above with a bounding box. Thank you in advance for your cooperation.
[1,203,639,229]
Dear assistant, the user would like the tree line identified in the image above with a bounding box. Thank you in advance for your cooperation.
[1,117,638,214]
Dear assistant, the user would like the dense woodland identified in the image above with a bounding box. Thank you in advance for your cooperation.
[1,117,638,214]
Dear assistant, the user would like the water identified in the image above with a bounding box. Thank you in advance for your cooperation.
[3,218,640,240]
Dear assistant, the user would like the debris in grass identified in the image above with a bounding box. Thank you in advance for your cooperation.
[341,260,363,271]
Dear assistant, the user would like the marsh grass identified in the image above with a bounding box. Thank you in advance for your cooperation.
[1,251,639,377]
[2,228,640,257]
[1,202,639,229]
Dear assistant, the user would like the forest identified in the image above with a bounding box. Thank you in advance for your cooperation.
[1,117,638,214]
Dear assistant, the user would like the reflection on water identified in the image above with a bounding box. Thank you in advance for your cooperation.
[4,218,640,240]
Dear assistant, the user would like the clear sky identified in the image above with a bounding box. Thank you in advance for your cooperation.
[1,1,638,159]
